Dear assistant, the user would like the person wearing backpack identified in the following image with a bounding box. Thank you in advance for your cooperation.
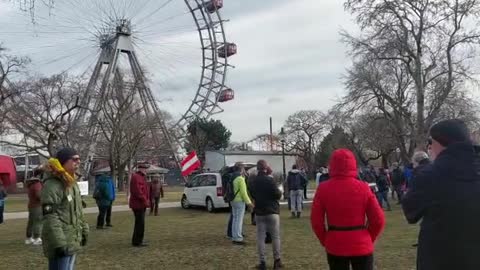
[227,162,253,245]
[94,175,113,229]
[287,165,306,218]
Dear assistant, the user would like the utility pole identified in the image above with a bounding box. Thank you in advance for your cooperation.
[269,117,273,152]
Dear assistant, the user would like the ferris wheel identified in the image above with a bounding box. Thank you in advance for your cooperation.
[0,0,237,147]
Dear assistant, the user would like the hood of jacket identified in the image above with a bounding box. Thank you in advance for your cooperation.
[44,158,76,188]
[328,149,358,179]
[288,169,301,175]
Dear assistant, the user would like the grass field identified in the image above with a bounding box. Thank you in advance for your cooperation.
[0,204,418,270]
[4,186,185,213]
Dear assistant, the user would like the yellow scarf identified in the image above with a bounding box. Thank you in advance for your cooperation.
[48,158,76,188]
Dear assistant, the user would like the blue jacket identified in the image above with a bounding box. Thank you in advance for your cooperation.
[107,176,116,201]
[95,175,114,207]
[402,143,480,270]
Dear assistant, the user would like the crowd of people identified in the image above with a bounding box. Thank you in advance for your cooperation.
[0,118,479,270]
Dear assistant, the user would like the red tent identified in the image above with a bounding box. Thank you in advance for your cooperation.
[0,155,16,187]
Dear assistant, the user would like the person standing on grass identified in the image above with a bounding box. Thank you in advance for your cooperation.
[41,148,89,270]
[0,180,7,224]
[249,160,283,270]
[93,175,113,229]
[376,168,391,211]
[149,174,164,216]
[301,168,309,199]
[231,162,253,245]
[25,167,44,245]
[105,175,115,227]
[129,163,150,247]
[391,162,405,203]
[311,149,385,270]
[286,165,306,218]
[402,119,480,270]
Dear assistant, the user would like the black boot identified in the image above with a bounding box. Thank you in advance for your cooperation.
[296,212,301,218]
[256,261,266,270]
[274,259,283,269]
[290,212,296,219]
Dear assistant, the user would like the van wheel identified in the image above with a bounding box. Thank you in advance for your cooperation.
[181,195,190,209]
[206,197,215,213]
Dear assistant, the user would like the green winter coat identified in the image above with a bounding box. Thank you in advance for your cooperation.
[41,171,89,259]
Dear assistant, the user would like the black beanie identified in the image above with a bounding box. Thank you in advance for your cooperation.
[430,119,471,147]
[56,147,79,165]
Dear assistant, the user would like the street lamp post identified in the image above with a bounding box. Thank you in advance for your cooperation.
[280,127,286,181]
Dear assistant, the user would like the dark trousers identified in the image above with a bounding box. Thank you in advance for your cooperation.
[227,212,233,238]
[150,197,160,215]
[106,204,112,226]
[327,254,373,270]
[393,185,403,201]
[0,201,4,224]
[96,205,109,228]
[26,206,43,238]
[132,208,146,246]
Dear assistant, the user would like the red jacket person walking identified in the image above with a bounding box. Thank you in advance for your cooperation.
[129,163,150,247]
[311,149,385,270]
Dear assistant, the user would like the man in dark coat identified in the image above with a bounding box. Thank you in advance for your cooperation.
[402,119,480,270]
[390,162,405,203]
[249,160,283,270]
[129,163,150,247]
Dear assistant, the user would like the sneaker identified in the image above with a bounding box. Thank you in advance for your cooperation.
[25,238,34,245]
[256,261,266,270]
[32,238,42,246]
[232,241,246,246]
[273,259,283,269]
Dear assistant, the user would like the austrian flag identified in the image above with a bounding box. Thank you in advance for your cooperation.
[181,151,201,176]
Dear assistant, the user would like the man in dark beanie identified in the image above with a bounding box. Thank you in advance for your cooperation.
[129,162,150,247]
[402,119,480,270]
[41,147,89,270]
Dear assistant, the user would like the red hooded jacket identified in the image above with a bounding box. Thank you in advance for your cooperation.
[311,149,385,256]
[129,171,150,210]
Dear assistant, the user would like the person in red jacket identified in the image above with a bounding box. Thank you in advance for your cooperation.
[311,149,385,270]
[129,162,150,247]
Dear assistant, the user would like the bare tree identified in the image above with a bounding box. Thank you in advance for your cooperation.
[1,73,82,156]
[343,0,480,147]
[284,110,326,173]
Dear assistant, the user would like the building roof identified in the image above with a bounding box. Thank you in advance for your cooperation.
[207,150,297,156]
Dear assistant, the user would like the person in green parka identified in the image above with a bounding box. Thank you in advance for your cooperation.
[41,148,89,270]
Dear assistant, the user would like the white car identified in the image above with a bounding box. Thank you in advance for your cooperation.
[181,172,229,212]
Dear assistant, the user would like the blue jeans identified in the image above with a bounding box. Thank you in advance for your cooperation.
[231,201,246,242]
[377,191,391,209]
[48,254,76,270]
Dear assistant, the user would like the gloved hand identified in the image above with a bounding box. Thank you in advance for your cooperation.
[81,234,88,246]
[55,247,69,257]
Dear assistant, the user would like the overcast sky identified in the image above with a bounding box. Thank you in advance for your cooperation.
[0,0,356,142]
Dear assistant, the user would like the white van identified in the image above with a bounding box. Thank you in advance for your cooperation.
[181,163,258,213]
[181,172,228,212]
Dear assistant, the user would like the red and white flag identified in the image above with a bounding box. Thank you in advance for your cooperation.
[181,151,201,176]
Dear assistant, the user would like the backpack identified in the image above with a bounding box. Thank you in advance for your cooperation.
[223,174,240,203]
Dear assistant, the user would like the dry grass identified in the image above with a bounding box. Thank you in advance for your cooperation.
[0,203,418,270]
